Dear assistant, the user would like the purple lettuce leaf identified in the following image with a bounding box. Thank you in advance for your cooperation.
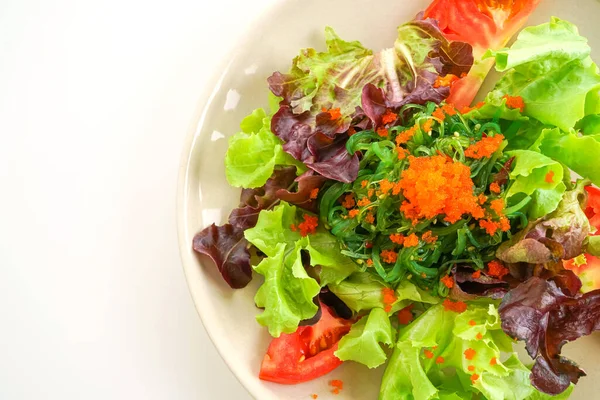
[499,276,600,394]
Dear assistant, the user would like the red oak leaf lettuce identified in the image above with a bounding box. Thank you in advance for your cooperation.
[499,276,600,395]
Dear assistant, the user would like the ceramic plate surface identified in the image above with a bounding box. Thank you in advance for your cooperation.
[178,1,600,398]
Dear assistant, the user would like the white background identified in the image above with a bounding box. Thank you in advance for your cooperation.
[0,0,276,398]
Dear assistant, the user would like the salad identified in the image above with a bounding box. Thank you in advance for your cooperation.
[193,0,600,398]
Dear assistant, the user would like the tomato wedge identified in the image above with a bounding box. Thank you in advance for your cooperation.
[259,301,352,384]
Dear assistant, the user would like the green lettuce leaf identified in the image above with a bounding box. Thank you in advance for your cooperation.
[335,308,395,369]
[329,272,437,314]
[225,108,305,189]
[576,114,600,135]
[380,303,552,400]
[484,17,600,131]
[532,127,600,186]
[505,150,566,219]
[245,202,357,336]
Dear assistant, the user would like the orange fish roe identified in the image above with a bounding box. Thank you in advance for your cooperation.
[392,182,402,196]
[468,365,475,372]
[465,134,505,159]
[380,250,398,264]
[348,127,356,136]
[398,155,484,224]
[365,212,375,224]
[298,215,319,237]
[464,348,476,360]
[436,356,445,364]
[396,125,419,145]
[397,146,409,160]
[503,95,525,112]
[499,216,510,232]
[390,233,405,245]
[398,305,414,324]
[376,127,389,137]
[461,101,486,114]
[490,357,497,366]
[424,349,434,359]
[290,224,298,232]
[382,287,397,312]
[469,320,477,326]
[476,333,483,340]
[330,380,344,390]
[367,189,375,199]
[332,388,340,395]
[470,374,480,383]
[310,188,319,200]
[366,259,373,267]
[434,74,459,88]
[422,119,434,133]
[490,199,505,215]
[478,194,488,205]
[441,275,454,288]
[432,104,458,120]
[545,170,555,183]
[422,231,438,244]
[443,299,468,313]
[357,197,371,207]
[479,219,500,236]
[487,260,509,280]
[322,107,342,120]
[472,270,481,279]
[379,179,395,195]
[342,194,356,209]
[489,182,501,194]
[348,209,359,218]
[382,109,398,124]
[404,233,419,247]
[361,180,369,188]
[311,395,318,399]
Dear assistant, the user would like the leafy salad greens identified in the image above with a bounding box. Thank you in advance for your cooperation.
[193,1,600,398]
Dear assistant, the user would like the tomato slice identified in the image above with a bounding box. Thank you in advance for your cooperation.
[259,302,352,384]
[585,186,600,232]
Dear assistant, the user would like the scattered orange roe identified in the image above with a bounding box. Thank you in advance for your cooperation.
[545,170,555,183]
[322,107,342,120]
[290,224,298,232]
[479,219,500,236]
[310,188,319,200]
[465,134,505,159]
[298,215,319,236]
[376,127,389,137]
[390,233,405,245]
[422,119,434,133]
[396,125,418,145]
[397,146,409,160]
[330,380,344,390]
[398,155,484,224]
[358,197,371,207]
[365,212,375,224]
[422,231,438,244]
[348,209,359,218]
[342,194,355,209]
[382,109,398,124]
[366,259,373,267]
[382,287,397,312]
[476,333,483,340]
[441,275,454,289]
[380,250,398,264]
[332,388,340,395]
[348,127,356,136]
[424,349,435,359]
[464,348,476,360]
[432,104,458,120]
[468,365,476,372]
[421,273,427,278]
[499,216,510,232]
[472,270,482,279]
[490,182,501,194]
[311,395,318,400]
[434,74,459,88]
[436,356,445,364]
[490,199,505,215]
[392,182,402,196]
[367,188,375,198]
[503,95,525,112]
[487,260,509,280]
[404,233,419,247]
[490,357,497,366]
[398,305,414,324]
[469,320,477,326]
[361,180,369,188]
[471,374,480,383]
[461,101,485,114]
[379,179,395,195]
[478,194,488,205]
[443,299,468,313]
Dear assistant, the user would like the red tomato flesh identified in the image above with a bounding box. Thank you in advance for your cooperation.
[259,302,352,384]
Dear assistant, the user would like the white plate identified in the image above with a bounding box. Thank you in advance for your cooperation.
[178,1,600,398]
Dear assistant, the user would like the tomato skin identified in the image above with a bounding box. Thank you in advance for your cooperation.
[585,186,600,232]
[259,302,352,385]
